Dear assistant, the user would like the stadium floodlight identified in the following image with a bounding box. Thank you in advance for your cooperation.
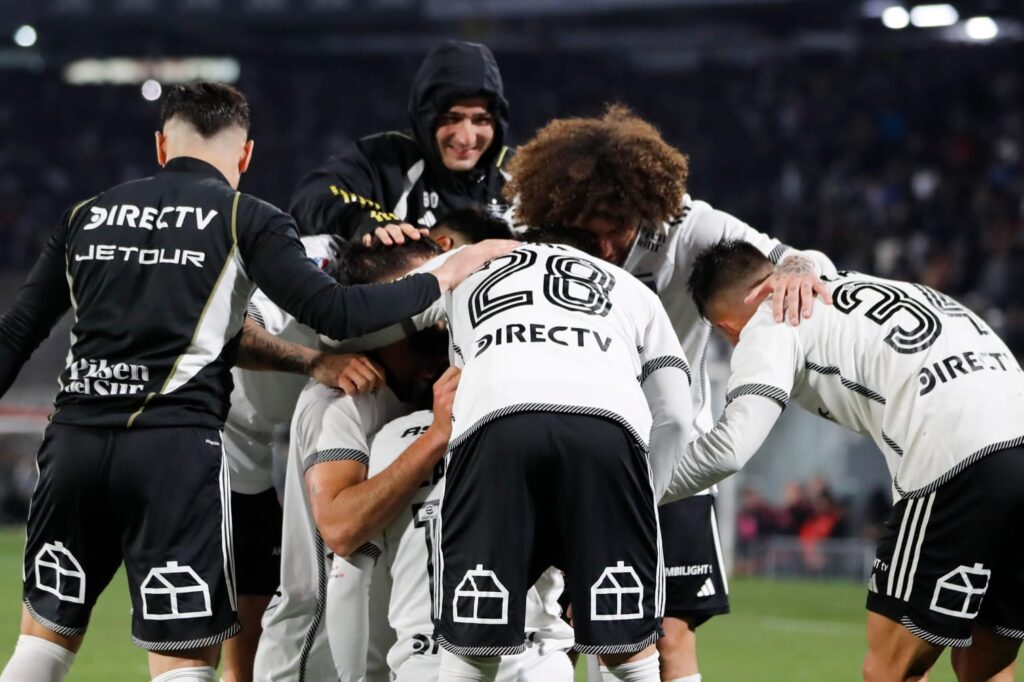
[910,4,959,28]
[881,6,911,29]
[13,25,37,48]
[964,16,999,41]
[64,57,240,86]
[141,79,162,101]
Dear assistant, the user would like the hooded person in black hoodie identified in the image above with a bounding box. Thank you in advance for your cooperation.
[289,40,512,242]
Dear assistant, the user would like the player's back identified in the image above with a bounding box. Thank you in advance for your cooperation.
[445,242,661,447]
[791,271,1024,496]
[55,161,265,428]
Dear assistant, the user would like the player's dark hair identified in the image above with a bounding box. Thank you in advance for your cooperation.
[506,104,688,230]
[434,207,514,243]
[688,240,773,319]
[160,82,251,137]
[519,225,602,257]
[343,239,444,285]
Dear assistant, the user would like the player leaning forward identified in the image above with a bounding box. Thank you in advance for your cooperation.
[0,83,511,682]
[435,230,694,681]
[504,105,835,681]
[665,240,1024,681]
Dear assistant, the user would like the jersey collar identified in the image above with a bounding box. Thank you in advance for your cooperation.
[159,156,230,185]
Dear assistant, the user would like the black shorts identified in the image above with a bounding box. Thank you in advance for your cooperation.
[867,446,1024,647]
[659,495,730,625]
[231,488,282,596]
[23,423,238,650]
[435,412,663,657]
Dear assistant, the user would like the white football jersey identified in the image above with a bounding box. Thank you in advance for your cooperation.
[693,272,1024,499]
[445,243,692,488]
[224,234,341,494]
[367,411,574,676]
[254,381,411,682]
[621,194,836,436]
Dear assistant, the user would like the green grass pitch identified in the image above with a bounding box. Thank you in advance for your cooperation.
[0,529,957,680]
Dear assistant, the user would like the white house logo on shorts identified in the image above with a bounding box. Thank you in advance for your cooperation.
[453,564,509,624]
[35,542,86,604]
[140,561,212,621]
[591,561,643,621]
[930,563,990,619]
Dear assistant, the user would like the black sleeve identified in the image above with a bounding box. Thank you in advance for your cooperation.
[240,206,441,341]
[0,213,73,396]
[288,143,401,239]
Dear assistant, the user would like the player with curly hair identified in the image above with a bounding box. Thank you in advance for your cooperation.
[507,105,837,682]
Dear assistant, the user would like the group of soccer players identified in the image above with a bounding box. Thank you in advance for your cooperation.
[0,37,1021,682]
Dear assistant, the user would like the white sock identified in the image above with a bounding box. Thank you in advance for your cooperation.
[0,635,76,682]
[600,664,618,682]
[668,676,702,682]
[606,651,660,682]
[151,666,217,682]
[438,648,500,681]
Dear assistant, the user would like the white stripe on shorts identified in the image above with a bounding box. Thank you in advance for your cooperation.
[902,492,935,601]
[219,441,238,611]
[710,505,729,595]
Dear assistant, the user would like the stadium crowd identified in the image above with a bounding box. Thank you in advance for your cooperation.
[2,44,1022,349]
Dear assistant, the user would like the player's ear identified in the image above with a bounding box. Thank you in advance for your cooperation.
[239,139,255,174]
[434,234,455,252]
[714,319,743,347]
[154,131,168,167]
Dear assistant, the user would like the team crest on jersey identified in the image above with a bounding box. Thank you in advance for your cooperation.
[452,564,509,624]
[35,542,86,604]
[930,563,990,619]
[591,561,644,621]
[140,561,213,620]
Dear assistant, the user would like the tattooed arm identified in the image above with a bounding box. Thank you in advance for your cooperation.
[236,317,385,394]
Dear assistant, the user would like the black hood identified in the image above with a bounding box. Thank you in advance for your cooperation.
[408,40,509,184]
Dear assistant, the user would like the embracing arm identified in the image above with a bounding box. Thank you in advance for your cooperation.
[289,141,407,240]
[240,209,514,341]
[661,395,782,503]
[236,317,385,394]
[307,367,459,556]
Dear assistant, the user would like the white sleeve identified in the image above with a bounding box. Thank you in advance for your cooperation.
[637,292,693,499]
[247,289,299,337]
[327,549,378,682]
[321,249,460,352]
[684,201,838,276]
[305,397,371,474]
[660,312,799,502]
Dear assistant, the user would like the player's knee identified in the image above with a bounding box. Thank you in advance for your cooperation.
[150,666,217,682]
[438,649,501,681]
[604,650,660,682]
[0,635,76,682]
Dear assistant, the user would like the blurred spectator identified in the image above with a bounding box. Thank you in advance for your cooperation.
[4,44,1020,351]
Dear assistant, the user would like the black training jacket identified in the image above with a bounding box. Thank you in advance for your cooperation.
[289,40,513,238]
[0,157,440,428]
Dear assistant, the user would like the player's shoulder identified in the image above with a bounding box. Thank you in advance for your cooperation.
[739,304,801,346]
[354,130,422,166]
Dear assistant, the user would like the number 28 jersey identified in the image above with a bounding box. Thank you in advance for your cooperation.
[730,272,1024,498]
[444,243,689,452]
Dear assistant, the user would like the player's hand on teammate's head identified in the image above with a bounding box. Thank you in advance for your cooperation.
[428,239,519,292]
[429,366,461,439]
[745,255,833,326]
[360,223,431,247]
[311,353,386,395]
